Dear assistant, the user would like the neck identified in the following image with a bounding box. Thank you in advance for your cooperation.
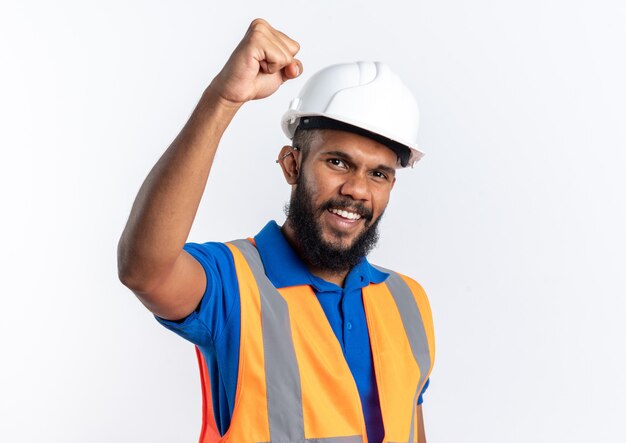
[281,221,350,287]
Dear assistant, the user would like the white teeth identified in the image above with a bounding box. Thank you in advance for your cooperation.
[330,208,361,220]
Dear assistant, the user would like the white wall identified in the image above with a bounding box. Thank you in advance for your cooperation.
[1,1,625,442]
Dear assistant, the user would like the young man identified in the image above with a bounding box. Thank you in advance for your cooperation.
[118,18,434,443]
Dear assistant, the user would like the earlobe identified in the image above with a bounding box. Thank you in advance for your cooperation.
[277,145,300,185]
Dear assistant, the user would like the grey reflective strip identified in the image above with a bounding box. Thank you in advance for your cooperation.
[407,387,421,443]
[259,437,363,443]
[230,239,305,442]
[305,437,363,443]
[256,435,363,443]
[374,266,431,443]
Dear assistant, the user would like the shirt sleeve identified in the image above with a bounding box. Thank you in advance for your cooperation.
[154,242,240,348]
[417,378,430,405]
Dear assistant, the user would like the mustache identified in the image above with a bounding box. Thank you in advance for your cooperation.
[319,198,373,222]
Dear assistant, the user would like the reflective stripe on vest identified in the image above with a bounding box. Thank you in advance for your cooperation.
[370,266,433,443]
[196,239,434,443]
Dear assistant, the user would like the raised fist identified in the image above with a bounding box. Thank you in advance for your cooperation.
[211,19,302,105]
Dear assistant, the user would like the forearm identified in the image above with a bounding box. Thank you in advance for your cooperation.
[417,405,427,443]
[117,85,240,290]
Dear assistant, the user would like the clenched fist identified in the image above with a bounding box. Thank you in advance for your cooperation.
[210,19,302,106]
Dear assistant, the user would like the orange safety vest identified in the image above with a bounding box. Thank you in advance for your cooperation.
[194,239,435,443]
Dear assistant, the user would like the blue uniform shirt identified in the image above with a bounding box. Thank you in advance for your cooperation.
[157,221,429,443]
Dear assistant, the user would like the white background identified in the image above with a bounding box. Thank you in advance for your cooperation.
[1,1,625,442]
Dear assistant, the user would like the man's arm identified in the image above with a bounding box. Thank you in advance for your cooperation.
[117,19,302,320]
[417,404,427,443]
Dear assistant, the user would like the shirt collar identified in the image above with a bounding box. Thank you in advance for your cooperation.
[253,220,388,291]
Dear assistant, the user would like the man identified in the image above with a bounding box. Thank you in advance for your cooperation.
[118,19,434,443]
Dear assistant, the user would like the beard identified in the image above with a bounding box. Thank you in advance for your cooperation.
[284,174,383,274]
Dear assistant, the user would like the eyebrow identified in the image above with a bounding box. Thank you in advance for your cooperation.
[322,150,397,176]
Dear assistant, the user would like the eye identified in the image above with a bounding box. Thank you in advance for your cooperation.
[371,170,389,181]
[327,158,347,169]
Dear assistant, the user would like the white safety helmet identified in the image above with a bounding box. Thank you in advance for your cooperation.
[281,61,424,167]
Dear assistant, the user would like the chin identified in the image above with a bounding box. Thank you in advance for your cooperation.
[322,233,357,250]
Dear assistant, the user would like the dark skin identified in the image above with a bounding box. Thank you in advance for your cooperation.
[117,18,302,320]
[117,18,427,443]
[277,129,397,286]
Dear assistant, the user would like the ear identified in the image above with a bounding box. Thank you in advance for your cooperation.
[277,145,301,185]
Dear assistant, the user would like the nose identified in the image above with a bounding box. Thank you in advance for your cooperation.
[340,172,370,202]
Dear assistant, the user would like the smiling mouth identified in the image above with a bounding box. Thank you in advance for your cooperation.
[327,207,362,221]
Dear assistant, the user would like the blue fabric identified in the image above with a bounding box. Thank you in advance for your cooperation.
[156,220,429,442]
